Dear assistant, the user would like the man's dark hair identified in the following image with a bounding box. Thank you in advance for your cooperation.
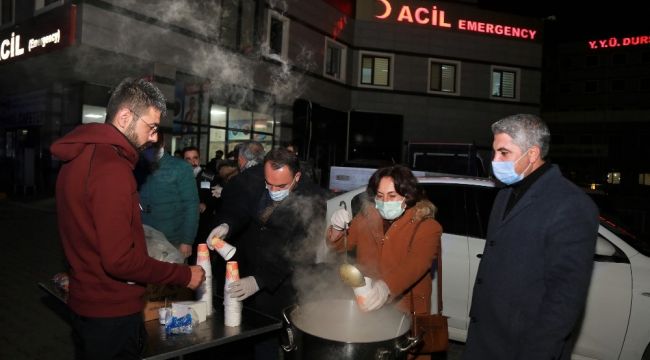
[182,146,199,157]
[366,164,424,208]
[105,78,167,124]
[264,148,300,175]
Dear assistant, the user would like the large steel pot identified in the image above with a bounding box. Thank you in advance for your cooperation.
[282,299,419,360]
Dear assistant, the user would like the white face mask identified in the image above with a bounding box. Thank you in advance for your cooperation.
[192,166,201,177]
[267,178,295,202]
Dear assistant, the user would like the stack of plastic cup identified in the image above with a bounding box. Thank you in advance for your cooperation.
[195,244,213,316]
[224,261,242,327]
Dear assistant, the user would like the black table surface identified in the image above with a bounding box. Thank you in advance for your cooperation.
[142,302,282,360]
[38,282,282,360]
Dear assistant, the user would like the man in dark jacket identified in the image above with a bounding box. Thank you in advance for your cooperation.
[463,114,599,360]
[51,78,205,360]
[225,148,327,316]
[182,146,216,261]
[208,141,266,242]
[217,148,326,360]
[139,135,199,259]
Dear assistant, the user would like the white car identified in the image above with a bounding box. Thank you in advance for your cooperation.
[325,174,650,360]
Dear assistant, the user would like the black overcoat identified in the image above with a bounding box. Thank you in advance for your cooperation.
[464,165,599,360]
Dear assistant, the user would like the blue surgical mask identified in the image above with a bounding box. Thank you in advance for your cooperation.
[269,188,290,202]
[267,178,295,202]
[491,150,530,185]
[375,199,405,220]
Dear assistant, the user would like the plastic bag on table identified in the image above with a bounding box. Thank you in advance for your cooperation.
[164,308,199,335]
[143,224,184,264]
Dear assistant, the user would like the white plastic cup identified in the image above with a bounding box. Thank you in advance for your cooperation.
[353,277,373,308]
[209,236,236,261]
[224,307,242,327]
[158,307,171,325]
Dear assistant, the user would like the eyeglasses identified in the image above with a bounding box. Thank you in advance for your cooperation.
[130,109,159,135]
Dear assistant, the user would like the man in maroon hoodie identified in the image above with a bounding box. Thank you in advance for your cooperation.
[51,78,205,360]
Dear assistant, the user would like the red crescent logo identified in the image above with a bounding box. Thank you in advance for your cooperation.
[375,0,392,19]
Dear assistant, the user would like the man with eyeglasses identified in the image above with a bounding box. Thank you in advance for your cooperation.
[51,78,205,360]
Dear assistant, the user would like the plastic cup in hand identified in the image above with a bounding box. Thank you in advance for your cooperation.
[353,277,373,309]
[210,236,236,260]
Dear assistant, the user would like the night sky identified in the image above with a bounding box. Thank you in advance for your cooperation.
[477,0,646,40]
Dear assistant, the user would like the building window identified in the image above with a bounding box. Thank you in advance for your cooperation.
[266,10,289,59]
[34,0,62,14]
[1,0,13,27]
[82,105,106,124]
[358,51,394,88]
[428,58,460,95]
[220,0,257,54]
[490,66,519,100]
[175,102,275,161]
[324,38,347,82]
[639,173,650,186]
[607,172,621,185]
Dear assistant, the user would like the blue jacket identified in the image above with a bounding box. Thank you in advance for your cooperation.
[464,164,599,360]
[139,153,199,246]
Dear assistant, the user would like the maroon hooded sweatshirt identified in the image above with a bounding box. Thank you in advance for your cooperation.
[51,123,191,318]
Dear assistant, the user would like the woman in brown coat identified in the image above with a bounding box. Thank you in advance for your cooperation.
[327,165,442,359]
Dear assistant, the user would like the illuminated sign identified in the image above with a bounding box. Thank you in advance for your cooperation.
[588,35,650,50]
[1,30,62,61]
[0,4,76,64]
[367,0,540,41]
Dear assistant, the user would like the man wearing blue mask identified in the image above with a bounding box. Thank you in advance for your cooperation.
[463,114,599,360]
[213,148,326,359]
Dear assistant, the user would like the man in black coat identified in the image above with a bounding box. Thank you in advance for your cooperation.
[208,148,326,360]
[213,148,326,315]
[210,141,266,239]
[205,141,266,295]
[463,114,599,360]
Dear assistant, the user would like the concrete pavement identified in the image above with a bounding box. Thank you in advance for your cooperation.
[0,197,74,360]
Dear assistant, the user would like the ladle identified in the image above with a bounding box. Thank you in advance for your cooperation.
[337,202,366,288]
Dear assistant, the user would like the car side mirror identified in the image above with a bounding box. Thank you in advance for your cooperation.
[595,236,616,257]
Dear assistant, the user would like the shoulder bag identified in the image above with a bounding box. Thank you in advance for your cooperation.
[408,221,449,353]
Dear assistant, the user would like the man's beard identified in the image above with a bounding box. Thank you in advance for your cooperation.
[124,121,148,152]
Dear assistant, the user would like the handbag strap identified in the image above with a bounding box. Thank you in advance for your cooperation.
[408,220,443,315]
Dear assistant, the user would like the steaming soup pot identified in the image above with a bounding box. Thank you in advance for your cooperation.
[282,299,420,360]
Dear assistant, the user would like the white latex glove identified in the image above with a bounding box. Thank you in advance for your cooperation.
[361,279,390,312]
[211,185,223,198]
[206,223,229,250]
[330,209,352,231]
[228,276,260,301]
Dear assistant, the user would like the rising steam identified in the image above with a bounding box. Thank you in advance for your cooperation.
[76,0,309,112]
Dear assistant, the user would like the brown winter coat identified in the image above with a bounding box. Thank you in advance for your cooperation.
[330,200,442,315]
